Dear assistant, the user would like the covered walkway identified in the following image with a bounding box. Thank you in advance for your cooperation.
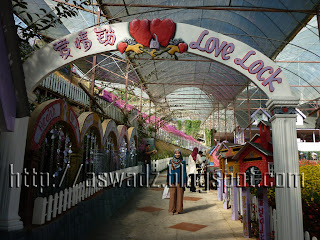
[87,173,245,240]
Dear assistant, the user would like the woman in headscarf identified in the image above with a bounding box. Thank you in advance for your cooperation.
[167,149,187,215]
[187,147,203,192]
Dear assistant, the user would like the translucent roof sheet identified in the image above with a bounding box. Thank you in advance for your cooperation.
[276,16,320,104]
[101,0,318,57]
[17,0,320,127]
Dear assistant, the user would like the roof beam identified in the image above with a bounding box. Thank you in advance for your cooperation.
[96,3,316,13]
[52,0,121,21]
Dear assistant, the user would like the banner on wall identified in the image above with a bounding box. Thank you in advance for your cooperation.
[28,99,80,150]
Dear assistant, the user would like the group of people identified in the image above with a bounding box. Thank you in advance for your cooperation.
[166,147,207,215]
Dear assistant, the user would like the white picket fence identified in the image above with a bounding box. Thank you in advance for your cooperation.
[32,166,142,225]
[236,191,317,240]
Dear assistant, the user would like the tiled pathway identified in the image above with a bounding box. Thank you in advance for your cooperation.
[87,173,247,240]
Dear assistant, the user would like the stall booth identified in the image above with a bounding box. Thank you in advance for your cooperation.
[117,125,129,169]
[127,127,137,167]
[102,119,119,172]
[78,112,103,181]
[20,99,81,226]
[232,120,274,238]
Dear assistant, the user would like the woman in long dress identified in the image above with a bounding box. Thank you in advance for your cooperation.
[187,147,202,192]
[167,149,187,215]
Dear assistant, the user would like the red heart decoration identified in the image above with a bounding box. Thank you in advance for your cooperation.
[129,19,151,47]
[117,42,128,54]
[150,18,176,47]
[283,107,288,113]
[178,43,188,53]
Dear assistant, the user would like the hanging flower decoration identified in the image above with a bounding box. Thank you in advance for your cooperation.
[44,124,73,179]
[119,139,127,169]
[129,141,137,167]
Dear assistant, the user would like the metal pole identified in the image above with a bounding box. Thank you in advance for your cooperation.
[89,7,100,111]
[154,104,157,138]
[317,101,320,142]
[317,10,320,41]
[233,101,237,144]
[212,112,214,146]
[124,57,130,104]
[218,103,220,142]
[69,63,73,84]
[99,3,316,13]
[140,84,143,114]
[149,99,151,124]
[247,85,251,140]
[225,107,227,140]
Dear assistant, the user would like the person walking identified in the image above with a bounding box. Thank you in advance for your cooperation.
[167,149,187,215]
[187,147,202,192]
[142,144,157,185]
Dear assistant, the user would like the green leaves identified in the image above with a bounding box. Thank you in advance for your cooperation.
[26,13,33,22]
[177,120,182,130]
[184,120,201,139]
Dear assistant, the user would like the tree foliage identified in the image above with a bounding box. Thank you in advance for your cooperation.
[205,128,213,146]
[12,0,86,61]
[184,120,192,136]
[184,120,201,139]
[176,120,182,130]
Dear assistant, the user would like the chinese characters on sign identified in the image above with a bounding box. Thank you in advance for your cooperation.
[53,26,116,60]
[75,31,92,52]
[94,26,116,46]
[53,39,73,60]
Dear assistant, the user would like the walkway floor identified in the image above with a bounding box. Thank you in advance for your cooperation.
[88,173,247,240]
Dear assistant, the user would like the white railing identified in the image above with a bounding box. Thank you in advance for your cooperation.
[151,157,189,173]
[40,73,202,149]
[96,97,124,123]
[32,165,141,225]
[40,73,89,106]
[151,158,171,172]
[297,141,320,151]
[157,128,203,151]
[40,74,125,123]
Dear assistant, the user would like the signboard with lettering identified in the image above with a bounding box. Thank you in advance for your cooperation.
[28,99,80,150]
[242,187,252,238]
[257,188,270,240]
[24,21,296,103]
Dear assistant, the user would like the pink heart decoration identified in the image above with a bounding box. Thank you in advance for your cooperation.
[129,19,152,47]
[178,43,188,53]
[150,18,176,47]
[117,42,128,54]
